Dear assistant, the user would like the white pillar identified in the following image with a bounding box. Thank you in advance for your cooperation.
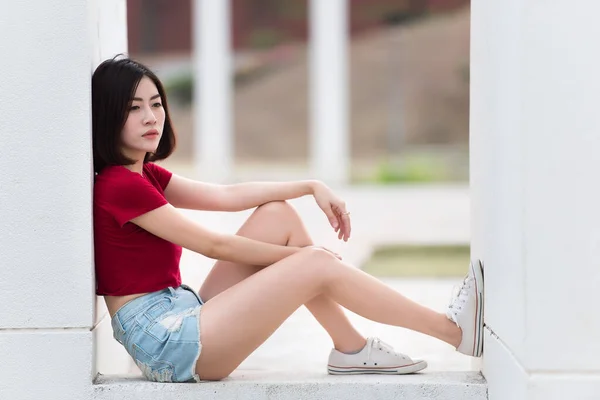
[91,0,134,377]
[472,1,600,399]
[193,0,233,182]
[309,0,350,186]
[0,0,98,398]
[93,0,129,65]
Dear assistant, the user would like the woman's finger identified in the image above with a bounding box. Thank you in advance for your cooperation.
[340,211,351,241]
[331,204,349,241]
[319,246,342,260]
[335,209,344,238]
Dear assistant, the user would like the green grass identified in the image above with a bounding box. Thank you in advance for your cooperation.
[362,245,470,278]
[351,150,470,185]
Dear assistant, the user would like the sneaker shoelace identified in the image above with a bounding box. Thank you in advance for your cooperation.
[447,274,474,324]
[367,338,408,361]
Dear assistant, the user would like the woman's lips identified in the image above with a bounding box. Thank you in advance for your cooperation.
[142,129,159,138]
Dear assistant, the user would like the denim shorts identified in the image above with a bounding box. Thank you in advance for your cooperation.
[111,284,204,383]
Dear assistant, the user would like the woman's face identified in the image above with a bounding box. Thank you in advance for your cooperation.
[120,76,165,161]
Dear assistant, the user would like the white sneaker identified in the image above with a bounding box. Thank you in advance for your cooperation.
[446,260,485,357]
[327,337,428,375]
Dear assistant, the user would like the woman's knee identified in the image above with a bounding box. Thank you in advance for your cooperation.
[297,246,337,260]
[255,200,298,221]
[294,247,342,282]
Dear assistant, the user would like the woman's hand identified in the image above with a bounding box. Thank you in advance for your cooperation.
[306,245,343,260]
[312,181,351,242]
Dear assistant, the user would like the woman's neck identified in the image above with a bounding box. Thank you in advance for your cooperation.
[120,148,146,174]
[123,159,145,175]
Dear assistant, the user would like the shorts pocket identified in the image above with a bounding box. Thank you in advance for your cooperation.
[144,296,175,321]
[132,343,176,383]
[136,296,173,341]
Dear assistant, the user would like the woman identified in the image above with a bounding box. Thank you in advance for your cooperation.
[93,57,484,383]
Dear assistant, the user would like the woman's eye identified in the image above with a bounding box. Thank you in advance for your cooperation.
[129,105,140,111]
[153,102,163,108]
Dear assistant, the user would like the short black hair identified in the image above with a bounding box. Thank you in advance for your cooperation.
[92,55,176,173]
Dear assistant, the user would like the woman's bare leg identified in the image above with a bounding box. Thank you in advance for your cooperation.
[195,248,461,380]
[198,201,366,353]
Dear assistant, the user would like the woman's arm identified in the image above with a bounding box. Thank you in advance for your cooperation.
[220,180,317,211]
[165,175,351,241]
[164,174,317,212]
[131,203,300,266]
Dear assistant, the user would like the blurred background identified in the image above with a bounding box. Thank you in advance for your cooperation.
[128,0,470,185]
[125,0,471,278]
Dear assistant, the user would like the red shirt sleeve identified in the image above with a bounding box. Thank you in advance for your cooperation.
[144,162,173,191]
[102,171,168,227]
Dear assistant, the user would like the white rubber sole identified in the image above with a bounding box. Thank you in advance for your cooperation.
[471,260,485,357]
[327,360,428,375]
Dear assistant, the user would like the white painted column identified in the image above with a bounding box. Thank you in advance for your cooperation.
[309,0,350,186]
[472,1,600,399]
[93,0,129,65]
[193,0,233,182]
[0,0,99,398]
[91,0,135,377]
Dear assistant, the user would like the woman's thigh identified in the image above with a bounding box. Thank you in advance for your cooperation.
[195,248,338,380]
[199,201,312,301]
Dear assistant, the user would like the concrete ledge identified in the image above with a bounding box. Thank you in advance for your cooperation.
[94,371,487,400]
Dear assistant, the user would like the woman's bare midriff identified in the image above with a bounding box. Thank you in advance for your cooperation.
[105,293,150,318]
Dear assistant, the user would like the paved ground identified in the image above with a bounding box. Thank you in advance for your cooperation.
[102,183,476,376]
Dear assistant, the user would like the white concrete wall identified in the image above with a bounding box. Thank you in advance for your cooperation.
[471,1,600,399]
[0,0,128,399]
[92,0,129,66]
[89,0,133,378]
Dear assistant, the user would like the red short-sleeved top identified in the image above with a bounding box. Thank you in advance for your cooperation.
[93,162,182,296]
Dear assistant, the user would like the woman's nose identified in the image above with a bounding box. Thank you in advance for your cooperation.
[143,109,157,125]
